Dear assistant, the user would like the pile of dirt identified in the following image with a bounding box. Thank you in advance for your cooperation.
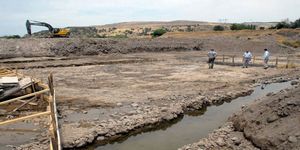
[68,27,99,38]
[0,29,298,58]
[179,122,259,150]
[229,80,300,149]
[0,38,204,58]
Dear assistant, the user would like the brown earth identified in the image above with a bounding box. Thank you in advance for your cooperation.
[0,29,299,149]
[1,29,299,59]
[2,51,298,149]
[230,81,300,150]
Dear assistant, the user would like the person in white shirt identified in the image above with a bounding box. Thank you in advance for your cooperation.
[243,51,252,68]
[207,49,217,69]
[263,48,270,69]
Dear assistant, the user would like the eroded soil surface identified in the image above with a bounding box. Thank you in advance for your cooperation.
[0,29,299,149]
[0,51,297,149]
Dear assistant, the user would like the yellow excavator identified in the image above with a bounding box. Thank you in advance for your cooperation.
[26,20,70,37]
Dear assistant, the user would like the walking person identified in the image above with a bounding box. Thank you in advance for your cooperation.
[243,51,252,68]
[207,49,217,69]
[263,48,270,69]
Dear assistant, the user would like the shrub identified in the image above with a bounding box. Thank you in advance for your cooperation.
[111,34,128,38]
[152,28,167,37]
[0,35,21,39]
[230,24,256,30]
[275,22,291,29]
[186,25,193,32]
[271,18,300,29]
[213,25,225,31]
[282,40,300,48]
[291,18,300,28]
[259,27,265,30]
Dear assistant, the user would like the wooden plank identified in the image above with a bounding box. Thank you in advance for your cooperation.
[0,89,49,105]
[0,111,50,126]
[17,99,38,106]
[52,90,61,150]
[12,97,37,112]
[0,77,18,84]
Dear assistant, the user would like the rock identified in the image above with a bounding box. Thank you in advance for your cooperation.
[82,110,88,114]
[161,107,168,112]
[131,103,139,107]
[116,102,123,106]
[266,92,273,96]
[291,80,299,85]
[216,137,226,146]
[288,136,298,143]
[162,114,174,120]
[266,115,279,123]
[97,136,105,141]
[231,137,241,145]
[127,110,136,115]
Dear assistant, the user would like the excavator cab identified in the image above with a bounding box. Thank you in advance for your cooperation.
[26,20,70,38]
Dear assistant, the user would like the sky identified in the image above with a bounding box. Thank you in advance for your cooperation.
[0,0,299,36]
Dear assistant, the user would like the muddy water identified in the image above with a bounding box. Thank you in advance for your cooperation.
[0,122,40,150]
[90,81,292,150]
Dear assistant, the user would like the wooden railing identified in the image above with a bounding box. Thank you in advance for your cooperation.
[213,54,300,68]
[0,69,61,150]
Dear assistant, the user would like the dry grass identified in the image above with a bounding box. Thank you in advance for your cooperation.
[282,40,300,48]
[163,29,275,38]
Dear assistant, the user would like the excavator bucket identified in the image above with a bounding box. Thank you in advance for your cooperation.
[26,20,32,35]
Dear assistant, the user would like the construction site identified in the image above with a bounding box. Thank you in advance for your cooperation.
[1,16,300,150]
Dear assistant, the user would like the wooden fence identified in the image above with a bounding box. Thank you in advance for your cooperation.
[213,54,300,68]
[0,69,61,150]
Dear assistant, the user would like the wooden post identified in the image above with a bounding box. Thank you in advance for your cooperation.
[222,55,225,64]
[285,56,289,68]
[232,56,235,65]
[275,57,278,67]
[48,73,61,150]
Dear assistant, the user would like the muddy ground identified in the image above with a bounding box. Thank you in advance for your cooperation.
[0,29,300,150]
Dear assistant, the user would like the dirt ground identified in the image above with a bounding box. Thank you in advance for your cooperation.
[0,51,298,149]
[12,51,295,106]
[0,29,300,149]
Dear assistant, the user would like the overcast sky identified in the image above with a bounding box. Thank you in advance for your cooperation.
[0,0,299,36]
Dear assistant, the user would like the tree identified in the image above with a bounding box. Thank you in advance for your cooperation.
[213,25,225,31]
[152,28,167,37]
[291,18,300,28]
[275,22,291,29]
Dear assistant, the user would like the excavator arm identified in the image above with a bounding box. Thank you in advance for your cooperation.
[26,20,54,35]
[26,20,69,37]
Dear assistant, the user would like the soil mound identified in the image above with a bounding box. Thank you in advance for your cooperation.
[230,82,300,149]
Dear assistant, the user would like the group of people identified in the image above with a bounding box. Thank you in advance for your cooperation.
[207,48,270,69]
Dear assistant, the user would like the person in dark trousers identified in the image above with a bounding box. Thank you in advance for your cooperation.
[207,49,217,69]
[243,51,252,68]
[263,48,270,69]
